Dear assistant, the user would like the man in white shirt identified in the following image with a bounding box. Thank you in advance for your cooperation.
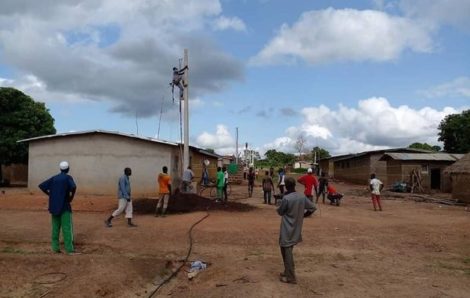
[369,173,384,211]
[182,166,194,192]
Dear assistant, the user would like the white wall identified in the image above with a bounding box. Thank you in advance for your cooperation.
[28,134,174,196]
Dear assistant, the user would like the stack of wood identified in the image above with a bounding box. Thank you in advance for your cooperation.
[410,168,424,193]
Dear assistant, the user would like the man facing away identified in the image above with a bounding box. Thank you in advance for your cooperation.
[297,168,318,202]
[262,170,275,204]
[369,173,384,211]
[277,177,316,284]
[223,166,229,203]
[156,166,172,217]
[277,168,286,195]
[38,161,78,255]
[171,65,188,100]
[105,167,137,227]
[317,172,329,204]
[182,166,194,192]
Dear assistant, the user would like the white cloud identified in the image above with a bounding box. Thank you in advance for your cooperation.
[250,8,433,65]
[263,97,461,155]
[0,0,244,117]
[212,16,246,31]
[195,124,236,155]
[419,77,470,98]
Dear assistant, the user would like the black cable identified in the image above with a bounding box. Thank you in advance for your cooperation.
[148,212,210,298]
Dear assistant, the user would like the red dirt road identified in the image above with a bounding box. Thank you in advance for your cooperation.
[0,183,469,297]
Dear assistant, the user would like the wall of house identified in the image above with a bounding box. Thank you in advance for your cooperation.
[385,159,402,187]
[451,173,470,203]
[1,163,28,186]
[28,134,174,196]
[190,152,218,182]
[334,155,371,184]
[398,161,453,192]
[370,154,388,186]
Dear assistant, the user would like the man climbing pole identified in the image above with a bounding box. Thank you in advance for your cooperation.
[171,65,188,101]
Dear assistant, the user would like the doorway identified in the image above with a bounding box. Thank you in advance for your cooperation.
[430,168,441,190]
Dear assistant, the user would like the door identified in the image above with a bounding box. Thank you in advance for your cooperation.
[430,168,441,190]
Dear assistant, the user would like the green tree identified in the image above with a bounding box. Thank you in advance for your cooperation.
[310,146,331,162]
[438,110,470,153]
[204,148,215,154]
[264,149,296,167]
[408,142,441,152]
[0,87,56,168]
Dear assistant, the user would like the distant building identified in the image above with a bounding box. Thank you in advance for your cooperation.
[379,152,463,192]
[19,130,219,196]
[445,153,470,203]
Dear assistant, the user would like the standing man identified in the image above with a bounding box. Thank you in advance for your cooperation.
[297,168,318,202]
[182,166,194,192]
[156,166,172,217]
[369,173,384,211]
[104,168,137,227]
[222,166,229,203]
[277,168,286,195]
[317,172,329,204]
[262,170,275,204]
[216,167,225,202]
[38,161,78,255]
[247,167,256,197]
[277,177,316,284]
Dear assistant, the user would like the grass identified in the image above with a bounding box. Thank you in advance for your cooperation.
[1,247,25,254]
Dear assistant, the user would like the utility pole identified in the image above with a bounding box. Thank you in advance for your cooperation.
[183,49,189,173]
[235,127,239,164]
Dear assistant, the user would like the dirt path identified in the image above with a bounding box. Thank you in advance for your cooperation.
[0,183,469,297]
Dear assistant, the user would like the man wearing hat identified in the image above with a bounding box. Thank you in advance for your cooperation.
[297,168,318,202]
[39,161,78,255]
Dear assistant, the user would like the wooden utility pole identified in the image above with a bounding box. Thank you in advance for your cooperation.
[183,49,190,172]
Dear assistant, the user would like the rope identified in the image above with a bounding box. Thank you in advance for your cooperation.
[148,212,210,298]
[157,96,164,139]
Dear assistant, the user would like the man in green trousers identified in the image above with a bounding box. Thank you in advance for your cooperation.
[39,161,78,255]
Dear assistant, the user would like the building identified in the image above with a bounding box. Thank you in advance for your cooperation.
[19,130,219,196]
[379,153,463,192]
[320,148,432,186]
[444,153,470,203]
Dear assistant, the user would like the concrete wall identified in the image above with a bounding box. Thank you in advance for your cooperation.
[28,134,174,196]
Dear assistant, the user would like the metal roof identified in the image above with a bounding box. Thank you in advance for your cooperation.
[380,153,464,162]
[18,130,221,158]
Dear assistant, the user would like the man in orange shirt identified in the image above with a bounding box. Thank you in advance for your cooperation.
[156,166,172,217]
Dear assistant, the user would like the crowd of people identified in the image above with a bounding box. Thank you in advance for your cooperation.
[38,160,384,285]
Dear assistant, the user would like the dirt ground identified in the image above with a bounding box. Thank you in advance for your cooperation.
[0,181,469,298]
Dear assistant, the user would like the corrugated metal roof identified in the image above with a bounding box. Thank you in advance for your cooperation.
[381,153,464,161]
[17,130,221,158]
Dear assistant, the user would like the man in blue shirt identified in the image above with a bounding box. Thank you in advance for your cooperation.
[104,167,137,227]
[38,161,77,255]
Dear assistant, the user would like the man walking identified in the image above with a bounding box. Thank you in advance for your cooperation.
[369,173,384,211]
[297,168,318,202]
[262,170,275,204]
[104,167,137,227]
[247,167,255,197]
[156,166,172,217]
[38,161,78,255]
[277,177,316,284]
[277,168,286,195]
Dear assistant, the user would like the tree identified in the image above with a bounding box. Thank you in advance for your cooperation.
[310,146,331,162]
[294,135,307,160]
[408,142,441,152]
[0,87,56,169]
[438,110,470,153]
[264,149,296,168]
[204,148,215,154]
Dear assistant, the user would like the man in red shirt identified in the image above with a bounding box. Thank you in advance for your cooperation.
[297,168,318,202]
[327,184,343,206]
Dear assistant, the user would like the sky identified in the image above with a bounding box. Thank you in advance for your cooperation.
[1,0,469,157]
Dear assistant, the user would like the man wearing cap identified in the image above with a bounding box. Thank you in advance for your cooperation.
[296,168,318,202]
[104,167,137,227]
[38,161,78,255]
